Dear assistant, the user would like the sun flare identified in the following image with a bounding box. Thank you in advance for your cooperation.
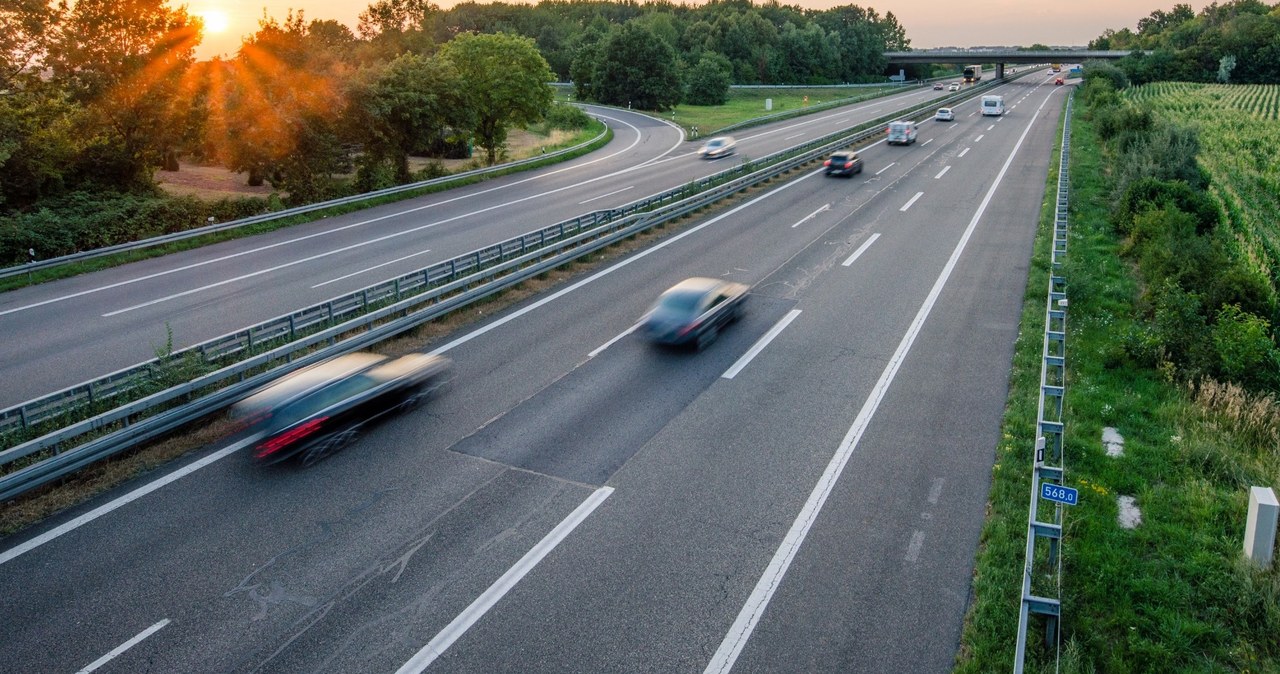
[198,9,230,34]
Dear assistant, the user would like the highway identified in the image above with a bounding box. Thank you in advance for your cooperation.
[0,85,954,408]
[0,73,1067,672]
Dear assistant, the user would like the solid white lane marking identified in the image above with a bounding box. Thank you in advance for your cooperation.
[922,138,933,146]
[704,85,1050,674]
[578,185,634,205]
[395,487,614,674]
[841,233,880,267]
[77,619,171,673]
[875,163,896,176]
[783,133,805,140]
[428,169,820,356]
[721,310,802,380]
[790,204,830,229]
[934,166,951,180]
[4,115,657,319]
[974,134,985,142]
[311,249,432,288]
[0,438,253,566]
[958,148,971,158]
[904,530,926,563]
[588,321,642,358]
[899,192,924,211]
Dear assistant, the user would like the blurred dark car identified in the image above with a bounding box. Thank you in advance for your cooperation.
[824,150,864,177]
[232,352,450,466]
[642,277,749,349]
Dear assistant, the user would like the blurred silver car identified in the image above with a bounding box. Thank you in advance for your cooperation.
[642,277,749,349]
[697,136,737,159]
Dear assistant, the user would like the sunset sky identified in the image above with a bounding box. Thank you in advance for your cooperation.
[189,0,1206,60]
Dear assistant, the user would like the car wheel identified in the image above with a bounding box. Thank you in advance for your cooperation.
[695,325,719,351]
[300,426,360,466]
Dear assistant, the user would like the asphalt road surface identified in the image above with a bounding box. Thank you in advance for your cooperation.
[0,74,1067,672]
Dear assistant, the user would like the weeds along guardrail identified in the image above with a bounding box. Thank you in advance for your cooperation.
[0,124,611,280]
[0,88,982,501]
[1013,91,1073,672]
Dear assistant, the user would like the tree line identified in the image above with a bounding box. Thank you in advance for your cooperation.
[1090,0,1280,84]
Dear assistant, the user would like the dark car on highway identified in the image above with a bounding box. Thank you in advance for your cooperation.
[642,277,749,349]
[824,150,864,177]
[232,352,450,466]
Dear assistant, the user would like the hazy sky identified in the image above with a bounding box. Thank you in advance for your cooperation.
[189,0,1204,60]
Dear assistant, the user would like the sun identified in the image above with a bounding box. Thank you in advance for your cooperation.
[198,9,230,34]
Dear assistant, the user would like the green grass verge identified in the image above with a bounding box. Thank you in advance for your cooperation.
[0,122,610,294]
[956,98,1280,672]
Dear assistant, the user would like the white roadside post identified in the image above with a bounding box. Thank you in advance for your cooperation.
[1244,486,1278,568]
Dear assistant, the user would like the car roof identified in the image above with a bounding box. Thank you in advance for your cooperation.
[830,150,855,157]
[666,277,723,295]
[235,352,388,412]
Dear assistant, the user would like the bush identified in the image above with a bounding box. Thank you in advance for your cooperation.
[544,103,592,130]
[1114,178,1220,236]
[1211,304,1280,389]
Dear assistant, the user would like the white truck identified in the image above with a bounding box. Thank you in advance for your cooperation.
[981,95,1005,116]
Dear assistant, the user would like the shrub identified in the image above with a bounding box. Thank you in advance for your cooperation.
[544,103,592,130]
[1211,304,1280,389]
[1115,178,1220,236]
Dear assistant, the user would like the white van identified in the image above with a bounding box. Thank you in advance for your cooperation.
[886,120,918,145]
[981,95,1005,116]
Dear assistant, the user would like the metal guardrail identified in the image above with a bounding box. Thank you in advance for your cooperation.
[0,123,610,280]
[0,84,995,501]
[1014,91,1073,672]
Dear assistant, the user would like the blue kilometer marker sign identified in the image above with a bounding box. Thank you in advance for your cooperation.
[1041,483,1079,506]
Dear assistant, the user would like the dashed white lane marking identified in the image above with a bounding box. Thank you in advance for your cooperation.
[578,185,634,205]
[900,192,924,211]
[722,310,802,380]
[76,619,170,673]
[841,233,881,267]
[974,134,985,142]
[875,163,896,176]
[959,148,971,157]
[904,530,926,563]
[934,166,951,180]
[312,249,432,288]
[790,204,830,228]
[588,321,642,358]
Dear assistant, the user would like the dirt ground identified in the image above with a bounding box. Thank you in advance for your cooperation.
[157,128,576,200]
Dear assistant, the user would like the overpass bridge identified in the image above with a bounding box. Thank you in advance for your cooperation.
[884,49,1136,79]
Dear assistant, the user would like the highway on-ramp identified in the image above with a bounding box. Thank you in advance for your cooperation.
[0,74,1066,672]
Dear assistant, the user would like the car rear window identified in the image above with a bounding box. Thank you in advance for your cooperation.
[656,290,705,315]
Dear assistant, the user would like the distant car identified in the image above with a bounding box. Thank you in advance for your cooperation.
[698,136,737,159]
[1055,77,1065,85]
[232,352,451,466]
[935,107,955,122]
[642,277,749,349]
[948,83,961,92]
[824,150,864,177]
[933,83,944,90]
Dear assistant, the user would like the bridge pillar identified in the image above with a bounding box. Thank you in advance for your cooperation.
[997,63,1006,79]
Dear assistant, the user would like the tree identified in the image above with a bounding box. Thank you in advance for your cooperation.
[0,0,57,88]
[218,11,353,202]
[593,23,682,111]
[437,32,552,165]
[357,0,439,60]
[685,52,732,105]
[44,0,199,189]
[348,52,465,183]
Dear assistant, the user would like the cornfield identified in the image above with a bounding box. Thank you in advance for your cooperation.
[1125,83,1280,298]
